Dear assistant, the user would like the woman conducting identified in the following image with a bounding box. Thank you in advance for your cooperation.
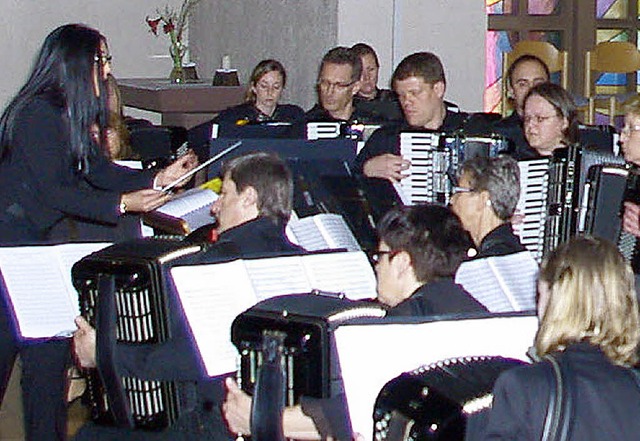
[0,24,196,440]
[216,59,304,125]
[483,236,640,439]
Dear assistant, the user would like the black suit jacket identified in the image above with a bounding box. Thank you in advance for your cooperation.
[484,343,640,440]
[0,95,154,243]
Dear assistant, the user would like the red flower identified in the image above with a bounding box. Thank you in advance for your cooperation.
[163,20,175,34]
[146,17,161,35]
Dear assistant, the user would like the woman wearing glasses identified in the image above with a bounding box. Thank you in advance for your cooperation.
[518,82,579,159]
[0,24,196,440]
[216,59,304,126]
[450,155,525,259]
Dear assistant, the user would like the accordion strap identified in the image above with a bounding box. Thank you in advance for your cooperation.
[541,354,572,441]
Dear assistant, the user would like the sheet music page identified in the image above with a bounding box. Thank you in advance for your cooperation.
[170,260,258,377]
[455,251,538,312]
[286,216,330,251]
[314,214,361,251]
[182,206,216,232]
[243,256,312,301]
[156,188,217,218]
[0,242,110,339]
[335,315,539,441]
[301,252,377,300]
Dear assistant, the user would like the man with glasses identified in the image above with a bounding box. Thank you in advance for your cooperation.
[305,46,376,123]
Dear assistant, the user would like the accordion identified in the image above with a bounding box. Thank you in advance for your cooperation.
[544,146,637,258]
[72,238,204,429]
[231,293,386,406]
[398,132,509,205]
[373,356,525,441]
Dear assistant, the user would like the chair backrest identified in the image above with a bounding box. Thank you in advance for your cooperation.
[501,40,569,116]
[584,41,640,97]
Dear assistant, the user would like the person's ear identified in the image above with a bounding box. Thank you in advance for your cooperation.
[393,250,412,275]
[351,79,361,97]
[433,81,446,99]
[241,186,258,208]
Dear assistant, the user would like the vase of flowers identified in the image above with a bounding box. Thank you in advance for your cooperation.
[146,0,201,83]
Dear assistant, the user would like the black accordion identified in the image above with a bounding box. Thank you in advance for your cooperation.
[398,132,509,205]
[543,146,639,260]
[231,293,386,406]
[373,356,525,441]
[72,238,204,429]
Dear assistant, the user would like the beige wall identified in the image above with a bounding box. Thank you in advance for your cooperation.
[0,0,486,113]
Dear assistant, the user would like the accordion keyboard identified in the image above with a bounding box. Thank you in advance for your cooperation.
[514,158,550,262]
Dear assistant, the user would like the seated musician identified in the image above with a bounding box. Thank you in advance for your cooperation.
[492,55,550,158]
[351,51,494,181]
[222,204,488,441]
[518,82,579,159]
[72,151,302,441]
[351,42,403,122]
[304,46,378,124]
[216,59,304,126]
[450,155,525,258]
[483,236,640,440]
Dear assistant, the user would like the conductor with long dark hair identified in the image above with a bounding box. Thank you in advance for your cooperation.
[0,24,197,440]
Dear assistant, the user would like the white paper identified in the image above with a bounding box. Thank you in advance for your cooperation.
[170,251,377,376]
[287,213,360,252]
[157,188,217,218]
[0,242,111,339]
[456,251,538,312]
[336,314,539,441]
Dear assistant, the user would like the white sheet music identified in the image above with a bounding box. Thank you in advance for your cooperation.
[335,314,539,441]
[455,251,538,312]
[170,251,377,376]
[287,213,360,252]
[0,242,111,339]
[157,188,217,218]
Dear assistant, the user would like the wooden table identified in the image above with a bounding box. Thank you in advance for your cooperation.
[118,78,245,128]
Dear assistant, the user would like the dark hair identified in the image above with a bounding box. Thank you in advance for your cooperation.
[245,59,287,103]
[0,24,108,170]
[459,155,520,220]
[525,82,579,145]
[377,204,471,282]
[506,54,550,87]
[319,47,362,83]
[221,151,293,223]
[392,52,446,87]
[351,43,379,67]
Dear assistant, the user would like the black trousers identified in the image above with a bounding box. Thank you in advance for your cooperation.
[0,293,70,441]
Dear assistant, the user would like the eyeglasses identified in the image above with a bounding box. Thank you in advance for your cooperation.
[452,186,475,195]
[94,54,113,66]
[370,250,399,264]
[523,114,558,125]
[621,125,640,136]
[317,79,356,91]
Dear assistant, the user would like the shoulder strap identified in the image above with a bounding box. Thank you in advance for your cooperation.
[541,354,573,441]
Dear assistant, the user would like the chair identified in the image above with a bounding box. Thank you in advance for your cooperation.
[584,41,640,125]
[501,40,569,117]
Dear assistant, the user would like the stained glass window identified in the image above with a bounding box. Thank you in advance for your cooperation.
[528,0,560,15]
[597,0,628,19]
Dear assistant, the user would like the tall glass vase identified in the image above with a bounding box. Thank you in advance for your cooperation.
[169,41,186,84]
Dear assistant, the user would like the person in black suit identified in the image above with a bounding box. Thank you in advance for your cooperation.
[483,236,640,440]
[222,204,488,440]
[72,151,302,441]
[216,59,304,126]
[0,24,197,441]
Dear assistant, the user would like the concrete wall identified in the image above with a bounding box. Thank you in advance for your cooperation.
[0,0,486,114]
[0,0,184,110]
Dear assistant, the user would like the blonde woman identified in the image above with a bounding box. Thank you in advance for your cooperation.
[483,236,640,440]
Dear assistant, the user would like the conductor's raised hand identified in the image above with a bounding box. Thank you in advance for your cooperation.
[120,189,171,213]
[362,153,410,182]
[154,150,199,189]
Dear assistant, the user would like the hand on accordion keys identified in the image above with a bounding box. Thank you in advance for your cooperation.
[623,202,640,238]
[363,154,410,182]
[72,316,97,369]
